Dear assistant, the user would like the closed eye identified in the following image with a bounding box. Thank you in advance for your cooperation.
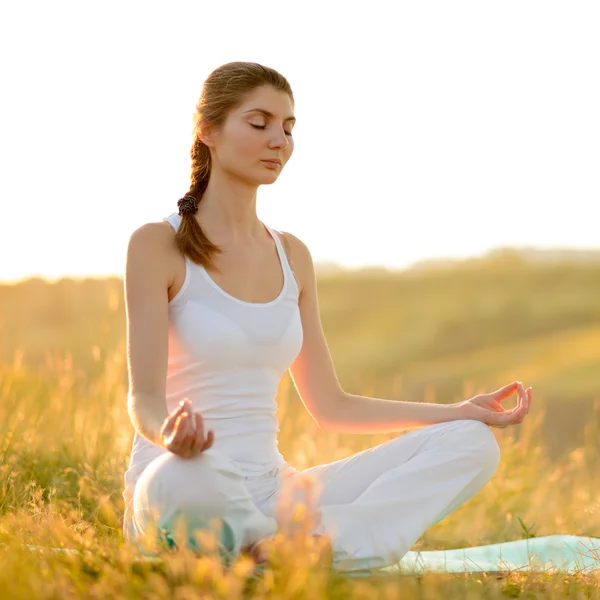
[250,124,293,136]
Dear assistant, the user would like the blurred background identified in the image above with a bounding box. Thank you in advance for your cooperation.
[0,0,599,568]
[1,1,599,281]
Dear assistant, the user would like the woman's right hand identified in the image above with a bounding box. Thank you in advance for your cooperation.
[160,398,215,458]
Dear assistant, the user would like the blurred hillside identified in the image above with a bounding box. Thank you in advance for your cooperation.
[1,247,599,460]
[316,246,600,274]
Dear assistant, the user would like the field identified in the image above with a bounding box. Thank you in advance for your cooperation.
[1,254,599,598]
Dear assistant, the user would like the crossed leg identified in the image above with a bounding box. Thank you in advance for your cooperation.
[258,419,501,572]
[124,419,500,572]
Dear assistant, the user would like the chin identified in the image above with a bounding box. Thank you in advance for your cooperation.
[262,174,280,184]
[255,170,281,185]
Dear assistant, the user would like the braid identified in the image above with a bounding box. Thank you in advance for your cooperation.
[174,136,222,271]
[188,136,211,200]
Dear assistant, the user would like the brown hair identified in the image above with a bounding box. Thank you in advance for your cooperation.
[175,62,294,273]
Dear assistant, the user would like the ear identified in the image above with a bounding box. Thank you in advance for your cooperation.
[198,118,217,148]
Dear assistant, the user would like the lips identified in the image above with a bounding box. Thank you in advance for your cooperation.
[261,159,281,167]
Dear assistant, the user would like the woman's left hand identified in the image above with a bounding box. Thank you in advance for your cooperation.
[457,381,532,429]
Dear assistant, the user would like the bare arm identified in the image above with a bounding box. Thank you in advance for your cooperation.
[279,230,532,435]
[320,393,467,434]
[280,230,467,434]
[323,381,531,433]
[124,222,173,447]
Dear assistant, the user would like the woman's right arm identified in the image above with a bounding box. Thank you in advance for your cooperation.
[124,222,174,447]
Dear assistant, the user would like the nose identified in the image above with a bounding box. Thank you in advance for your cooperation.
[268,127,289,150]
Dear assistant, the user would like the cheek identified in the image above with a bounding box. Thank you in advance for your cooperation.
[241,134,263,153]
[234,135,264,164]
[221,124,259,160]
[233,124,261,150]
[285,139,294,159]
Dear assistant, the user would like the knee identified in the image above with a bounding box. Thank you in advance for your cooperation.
[135,449,245,518]
[131,450,251,556]
[456,419,501,476]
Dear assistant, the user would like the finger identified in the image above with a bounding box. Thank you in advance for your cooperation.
[492,381,519,402]
[172,412,195,450]
[189,420,200,454]
[520,384,529,414]
[169,401,186,424]
[167,413,186,446]
[193,412,206,452]
[515,382,528,416]
[183,412,197,446]
[201,429,215,452]
[178,413,197,457]
[517,382,525,411]
[513,398,527,423]
[197,418,213,451]
[521,385,531,416]
[165,402,188,436]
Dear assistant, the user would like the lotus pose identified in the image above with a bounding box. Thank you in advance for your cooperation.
[122,61,532,573]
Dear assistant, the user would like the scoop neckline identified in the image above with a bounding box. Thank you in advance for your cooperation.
[198,221,287,307]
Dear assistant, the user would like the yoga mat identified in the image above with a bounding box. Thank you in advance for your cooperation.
[3,535,600,577]
[379,535,600,576]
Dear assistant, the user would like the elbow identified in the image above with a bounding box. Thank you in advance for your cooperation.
[316,391,346,432]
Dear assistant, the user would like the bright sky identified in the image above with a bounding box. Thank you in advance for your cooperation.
[1,1,598,283]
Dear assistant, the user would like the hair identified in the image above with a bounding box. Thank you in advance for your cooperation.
[175,62,294,272]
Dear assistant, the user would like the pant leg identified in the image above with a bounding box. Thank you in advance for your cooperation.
[260,419,501,572]
[126,448,279,560]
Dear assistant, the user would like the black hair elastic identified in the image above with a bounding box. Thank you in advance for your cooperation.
[177,194,198,216]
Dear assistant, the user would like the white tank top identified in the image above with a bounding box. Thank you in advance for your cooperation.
[122,212,303,508]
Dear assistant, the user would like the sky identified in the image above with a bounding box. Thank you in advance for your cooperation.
[1,1,598,282]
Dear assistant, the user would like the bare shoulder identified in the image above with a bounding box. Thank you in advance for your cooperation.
[128,219,177,251]
[272,230,315,296]
[126,220,179,288]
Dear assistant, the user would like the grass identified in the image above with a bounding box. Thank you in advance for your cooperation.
[1,260,600,597]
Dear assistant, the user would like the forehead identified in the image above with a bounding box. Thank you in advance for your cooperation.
[237,85,294,117]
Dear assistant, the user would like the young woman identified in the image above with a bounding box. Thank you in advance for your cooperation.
[122,61,532,573]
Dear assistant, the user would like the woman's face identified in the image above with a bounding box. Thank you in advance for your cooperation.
[207,85,295,185]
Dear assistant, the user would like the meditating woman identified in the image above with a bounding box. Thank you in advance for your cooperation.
[122,61,532,573]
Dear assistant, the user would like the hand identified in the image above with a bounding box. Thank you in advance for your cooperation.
[160,398,215,458]
[457,381,532,429]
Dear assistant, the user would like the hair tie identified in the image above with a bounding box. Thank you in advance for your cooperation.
[177,194,198,216]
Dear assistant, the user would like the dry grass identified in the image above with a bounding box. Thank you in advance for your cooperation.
[1,266,599,597]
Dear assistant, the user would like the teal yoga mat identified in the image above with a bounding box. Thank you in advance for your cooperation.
[378,535,600,576]
[3,535,600,577]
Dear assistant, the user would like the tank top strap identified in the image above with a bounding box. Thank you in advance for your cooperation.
[163,212,182,232]
[265,225,300,298]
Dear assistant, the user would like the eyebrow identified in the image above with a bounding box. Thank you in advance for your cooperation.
[243,108,296,123]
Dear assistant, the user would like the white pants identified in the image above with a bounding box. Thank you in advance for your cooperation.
[124,419,500,572]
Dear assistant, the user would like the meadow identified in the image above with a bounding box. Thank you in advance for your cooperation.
[1,252,599,598]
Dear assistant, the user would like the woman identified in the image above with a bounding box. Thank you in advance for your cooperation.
[122,61,532,573]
